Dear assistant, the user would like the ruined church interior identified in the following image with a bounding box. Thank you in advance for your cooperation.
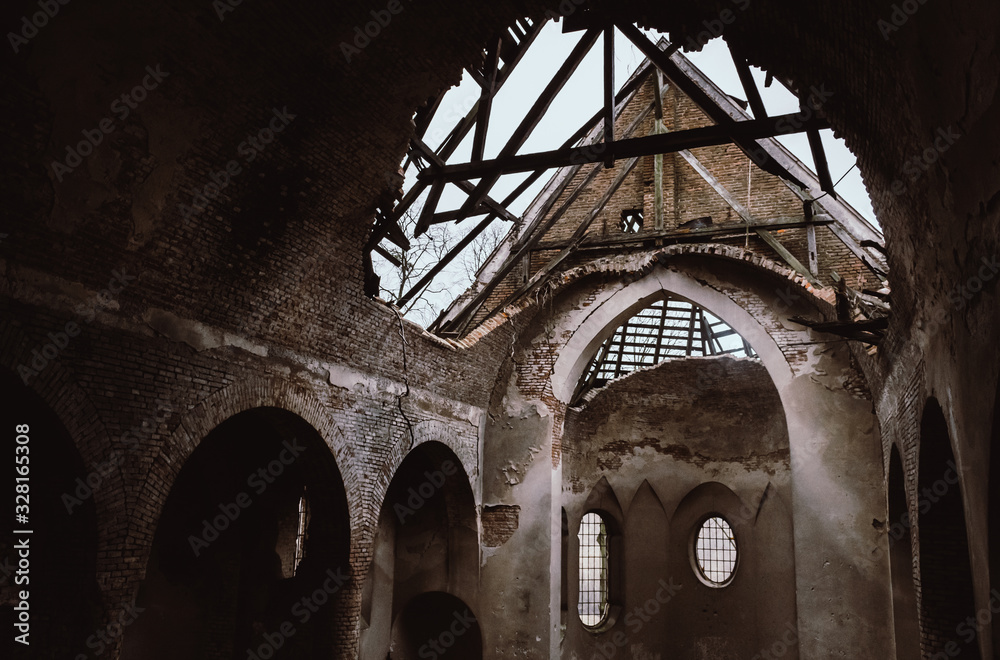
[2,1,999,659]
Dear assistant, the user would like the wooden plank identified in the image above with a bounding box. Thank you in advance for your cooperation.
[419,111,828,183]
[729,45,767,119]
[443,102,657,333]
[603,24,615,167]
[677,148,820,286]
[534,216,830,249]
[472,37,502,163]
[456,27,602,219]
[805,121,836,198]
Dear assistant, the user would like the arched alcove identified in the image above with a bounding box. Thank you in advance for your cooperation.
[1,371,102,659]
[887,443,920,659]
[389,591,482,660]
[667,481,798,659]
[561,478,625,651]
[542,259,886,658]
[918,398,979,659]
[121,407,351,660]
[359,441,478,660]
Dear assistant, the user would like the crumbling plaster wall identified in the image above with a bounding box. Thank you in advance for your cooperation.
[481,247,888,658]
[561,357,797,659]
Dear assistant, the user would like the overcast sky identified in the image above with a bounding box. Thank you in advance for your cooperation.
[385,21,877,325]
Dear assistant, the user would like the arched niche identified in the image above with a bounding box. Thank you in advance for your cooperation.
[563,478,625,648]
[623,481,670,647]
[121,407,351,660]
[359,441,479,660]
[918,398,980,659]
[1,370,102,659]
[667,481,798,659]
[389,591,482,660]
[544,259,886,658]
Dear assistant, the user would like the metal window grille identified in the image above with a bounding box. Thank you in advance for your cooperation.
[695,516,737,584]
[579,296,757,393]
[294,490,310,573]
[578,512,609,626]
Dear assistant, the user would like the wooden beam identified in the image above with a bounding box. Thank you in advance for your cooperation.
[807,222,819,276]
[410,136,520,226]
[729,44,767,119]
[372,244,401,268]
[396,215,495,308]
[534,216,832,250]
[653,119,665,230]
[653,71,665,120]
[439,102,657,333]
[419,111,828,183]
[603,24,615,167]
[472,37,501,163]
[481,153,644,319]
[415,179,445,235]
[805,118,836,198]
[677,148,821,286]
[456,27,602,219]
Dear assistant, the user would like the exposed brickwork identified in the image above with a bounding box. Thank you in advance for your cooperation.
[482,505,521,548]
[0,1,997,658]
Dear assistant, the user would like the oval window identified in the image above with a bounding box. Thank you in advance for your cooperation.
[694,516,737,586]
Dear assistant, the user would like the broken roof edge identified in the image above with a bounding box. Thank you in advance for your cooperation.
[431,35,886,334]
[433,243,836,353]
[666,48,887,268]
[429,58,659,333]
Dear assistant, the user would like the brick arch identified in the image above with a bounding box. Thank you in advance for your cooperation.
[127,376,365,591]
[0,323,122,559]
[373,418,481,517]
[460,243,825,351]
[505,247,888,657]
[545,249,824,403]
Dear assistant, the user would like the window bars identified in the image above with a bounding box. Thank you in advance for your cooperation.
[695,516,737,585]
[578,512,610,626]
[579,296,757,393]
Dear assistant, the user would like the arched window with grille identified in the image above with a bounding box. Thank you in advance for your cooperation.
[578,511,610,627]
